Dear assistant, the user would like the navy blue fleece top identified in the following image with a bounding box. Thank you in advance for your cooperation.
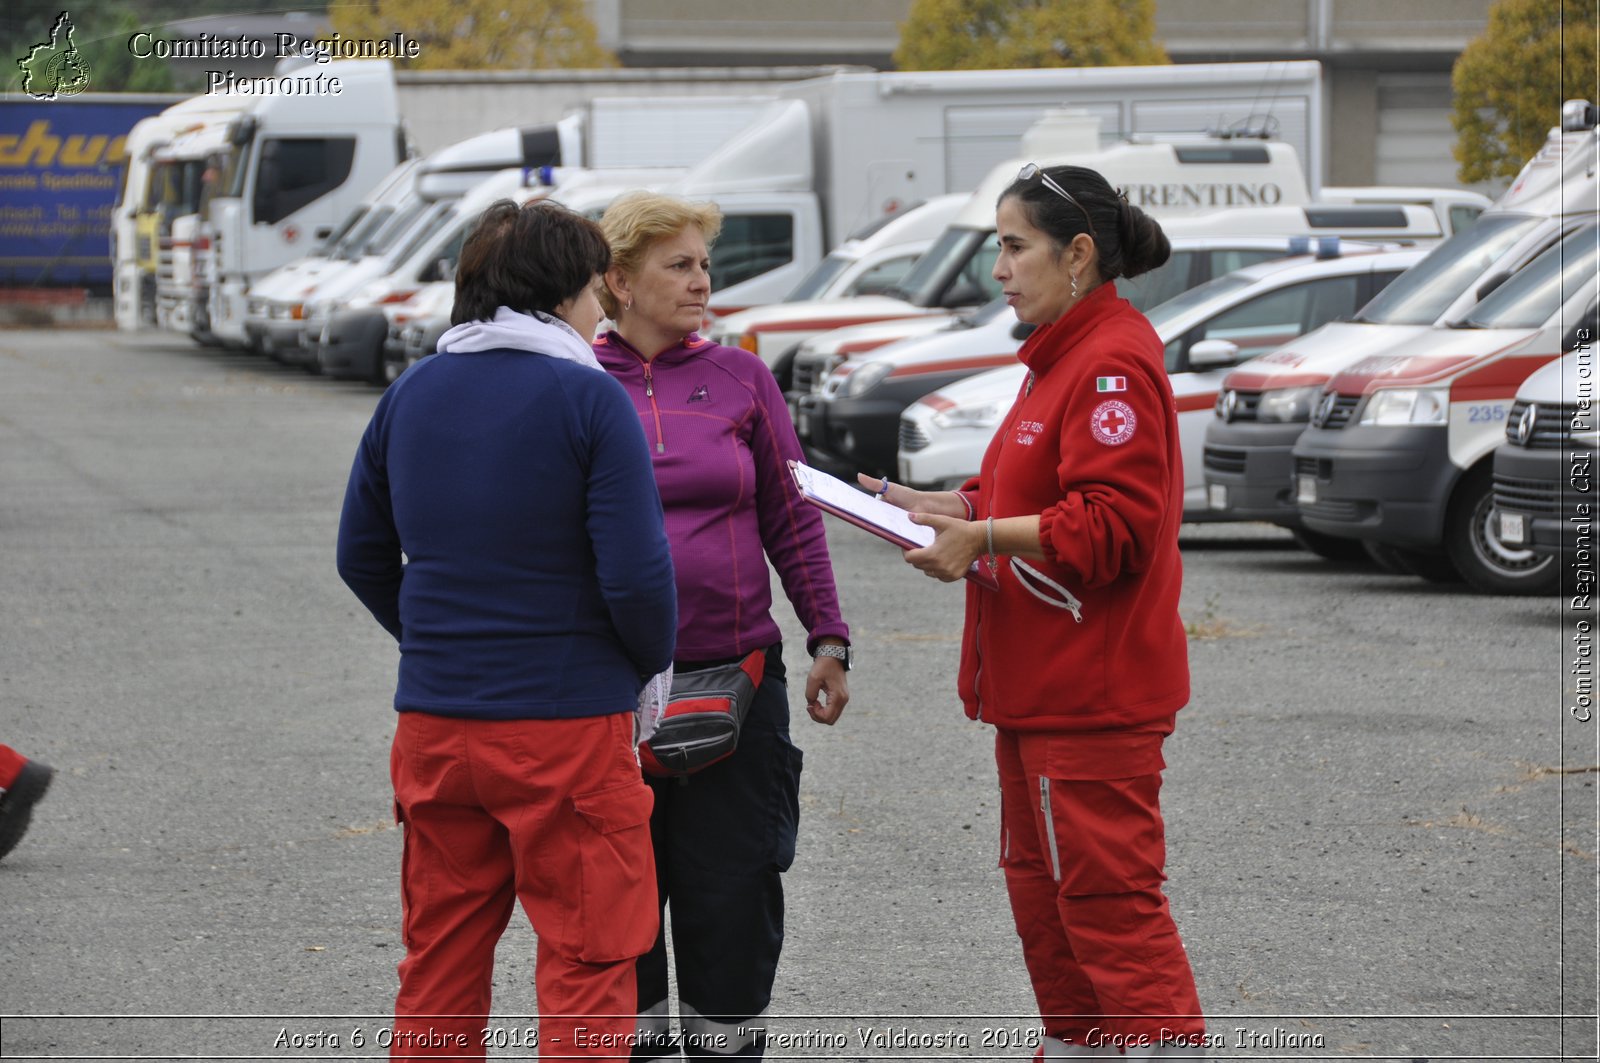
[336,347,678,720]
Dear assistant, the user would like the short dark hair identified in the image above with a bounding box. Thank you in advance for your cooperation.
[450,199,611,326]
[999,165,1171,281]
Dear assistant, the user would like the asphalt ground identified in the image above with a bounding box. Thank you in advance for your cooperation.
[0,328,1595,1062]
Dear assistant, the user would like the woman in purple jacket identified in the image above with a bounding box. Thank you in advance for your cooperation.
[595,191,851,1061]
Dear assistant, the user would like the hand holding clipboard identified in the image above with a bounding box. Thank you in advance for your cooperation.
[789,461,999,589]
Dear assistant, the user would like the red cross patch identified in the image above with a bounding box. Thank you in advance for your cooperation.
[1089,399,1137,446]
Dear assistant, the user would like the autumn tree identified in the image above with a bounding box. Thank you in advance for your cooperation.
[894,0,1168,71]
[1451,0,1598,184]
[330,0,616,70]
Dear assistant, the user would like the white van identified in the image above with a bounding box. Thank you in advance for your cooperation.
[1292,221,1599,594]
[1491,350,1598,560]
[1203,99,1599,556]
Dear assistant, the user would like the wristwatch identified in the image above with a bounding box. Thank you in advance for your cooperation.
[812,643,853,670]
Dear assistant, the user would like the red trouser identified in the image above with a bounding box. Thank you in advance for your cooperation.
[390,710,658,1062]
[0,744,26,789]
[995,728,1204,1052]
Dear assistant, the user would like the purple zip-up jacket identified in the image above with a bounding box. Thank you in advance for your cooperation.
[596,330,849,661]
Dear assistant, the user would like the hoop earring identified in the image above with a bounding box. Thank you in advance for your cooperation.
[625,299,633,312]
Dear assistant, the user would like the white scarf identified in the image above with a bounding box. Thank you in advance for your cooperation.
[436,306,602,370]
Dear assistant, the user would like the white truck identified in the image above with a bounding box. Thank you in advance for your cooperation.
[202,60,410,347]
[711,109,1319,391]
[701,60,1328,338]
[113,94,245,331]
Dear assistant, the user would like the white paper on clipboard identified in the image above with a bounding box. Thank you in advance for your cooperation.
[788,461,999,589]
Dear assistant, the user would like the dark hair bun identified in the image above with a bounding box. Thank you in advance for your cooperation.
[1116,200,1171,279]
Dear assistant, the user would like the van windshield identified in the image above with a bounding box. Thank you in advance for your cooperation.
[1353,214,1542,325]
[785,253,851,302]
[1144,273,1256,334]
[365,200,437,259]
[888,227,998,308]
[1461,223,1599,330]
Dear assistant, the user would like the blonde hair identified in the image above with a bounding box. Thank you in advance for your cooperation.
[598,191,723,318]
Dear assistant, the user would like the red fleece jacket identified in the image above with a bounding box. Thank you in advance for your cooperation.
[956,281,1189,731]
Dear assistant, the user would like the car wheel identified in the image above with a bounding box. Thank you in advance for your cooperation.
[1292,528,1369,561]
[1443,465,1558,595]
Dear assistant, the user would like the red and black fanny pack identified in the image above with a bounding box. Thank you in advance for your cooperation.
[638,650,766,778]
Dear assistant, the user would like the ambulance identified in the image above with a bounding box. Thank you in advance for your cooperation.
[1203,100,1600,557]
[1292,220,1599,594]
[1491,350,1598,561]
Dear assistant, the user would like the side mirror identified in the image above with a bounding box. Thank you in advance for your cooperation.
[1188,338,1241,368]
[1011,321,1037,342]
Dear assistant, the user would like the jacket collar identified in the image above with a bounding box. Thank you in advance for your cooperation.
[1016,280,1123,377]
[594,329,713,371]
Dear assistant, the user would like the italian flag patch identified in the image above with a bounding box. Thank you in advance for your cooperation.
[1096,376,1127,392]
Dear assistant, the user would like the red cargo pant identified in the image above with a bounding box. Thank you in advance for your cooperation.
[390,710,657,1061]
[996,728,1205,1054]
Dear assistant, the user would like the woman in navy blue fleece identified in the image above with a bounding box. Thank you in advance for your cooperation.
[336,199,678,1061]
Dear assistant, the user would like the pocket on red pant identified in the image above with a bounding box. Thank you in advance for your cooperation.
[571,780,657,963]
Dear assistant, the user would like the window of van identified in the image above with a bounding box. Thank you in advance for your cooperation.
[1353,213,1543,326]
[1462,223,1600,330]
[785,253,850,302]
[711,214,794,291]
[1165,273,1389,370]
[851,254,920,297]
[252,137,357,226]
[1449,204,1484,234]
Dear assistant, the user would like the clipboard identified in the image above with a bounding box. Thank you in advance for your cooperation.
[789,460,1000,590]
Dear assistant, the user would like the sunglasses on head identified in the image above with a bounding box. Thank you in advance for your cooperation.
[1018,163,1097,237]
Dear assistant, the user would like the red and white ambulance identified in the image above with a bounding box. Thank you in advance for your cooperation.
[1291,220,1599,593]
[1203,100,1600,558]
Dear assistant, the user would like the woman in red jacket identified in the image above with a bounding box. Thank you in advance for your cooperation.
[863,164,1205,1059]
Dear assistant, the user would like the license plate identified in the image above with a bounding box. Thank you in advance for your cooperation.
[1207,483,1227,510]
[1296,475,1317,505]
[1498,511,1526,544]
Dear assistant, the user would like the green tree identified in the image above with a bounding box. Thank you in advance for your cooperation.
[894,0,1168,71]
[331,0,616,70]
[1451,0,1598,184]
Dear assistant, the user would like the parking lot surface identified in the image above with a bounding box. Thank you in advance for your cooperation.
[0,329,1594,1061]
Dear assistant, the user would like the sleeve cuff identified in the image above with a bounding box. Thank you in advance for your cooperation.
[1037,505,1069,565]
[805,623,851,656]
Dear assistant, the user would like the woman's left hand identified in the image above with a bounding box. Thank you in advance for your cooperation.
[904,512,986,582]
[805,655,849,725]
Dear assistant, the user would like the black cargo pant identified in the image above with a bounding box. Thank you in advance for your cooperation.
[633,645,804,1062]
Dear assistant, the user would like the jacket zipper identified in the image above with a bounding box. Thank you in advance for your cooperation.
[974,373,1034,721]
[1040,776,1061,881]
[641,360,665,453]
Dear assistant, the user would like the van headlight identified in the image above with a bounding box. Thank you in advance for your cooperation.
[843,361,893,398]
[1256,385,1322,423]
[1358,387,1449,426]
[932,400,1004,430]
